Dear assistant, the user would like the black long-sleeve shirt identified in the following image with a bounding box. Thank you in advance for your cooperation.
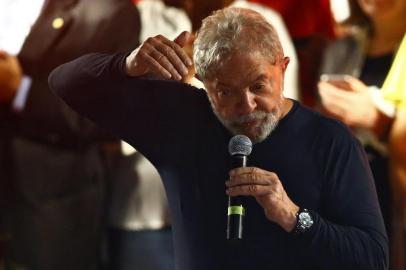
[49,53,389,270]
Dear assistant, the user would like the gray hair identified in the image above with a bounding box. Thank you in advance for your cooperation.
[193,7,284,81]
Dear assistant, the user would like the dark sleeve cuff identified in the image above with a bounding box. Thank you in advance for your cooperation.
[114,51,132,79]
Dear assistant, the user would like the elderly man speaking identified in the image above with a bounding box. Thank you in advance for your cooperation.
[49,7,388,270]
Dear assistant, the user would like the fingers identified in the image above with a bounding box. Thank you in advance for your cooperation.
[319,75,367,93]
[318,82,350,109]
[318,81,349,96]
[343,76,368,92]
[137,49,172,79]
[152,35,192,79]
[169,39,193,67]
[318,81,361,125]
[125,33,193,80]
[228,167,276,185]
[226,167,279,196]
[226,184,272,197]
[225,167,299,230]
[146,34,192,79]
[145,42,184,80]
[174,31,192,49]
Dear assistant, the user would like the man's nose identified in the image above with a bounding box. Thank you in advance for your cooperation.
[236,91,256,115]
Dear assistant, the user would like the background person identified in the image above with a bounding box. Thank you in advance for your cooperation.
[318,0,406,255]
[381,34,406,270]
[0,1,141,269]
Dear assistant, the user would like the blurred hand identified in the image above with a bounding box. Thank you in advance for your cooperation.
[125,31,193,80]
[226,167,299,232]
[0,50,22,103]
[318,76,379,129]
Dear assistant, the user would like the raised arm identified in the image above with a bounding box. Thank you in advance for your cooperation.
[49,32,199,161]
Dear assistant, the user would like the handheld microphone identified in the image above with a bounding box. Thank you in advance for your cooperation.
[227,134,253,240]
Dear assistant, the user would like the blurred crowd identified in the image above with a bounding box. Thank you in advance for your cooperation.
[0,0,405,269]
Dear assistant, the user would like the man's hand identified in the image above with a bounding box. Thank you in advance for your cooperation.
[125,31,193,80]
[226,167,299,232]
[0,50,22,103]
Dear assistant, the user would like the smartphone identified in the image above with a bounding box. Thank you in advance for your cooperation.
[319,74,352,90]
[320,74,350,82]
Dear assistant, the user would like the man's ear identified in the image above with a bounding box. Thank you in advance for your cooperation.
[281,56,290,74]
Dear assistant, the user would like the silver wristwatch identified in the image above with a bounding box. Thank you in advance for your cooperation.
[293,208,314,234]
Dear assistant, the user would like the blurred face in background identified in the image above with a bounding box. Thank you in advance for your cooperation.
[357,0,406,20]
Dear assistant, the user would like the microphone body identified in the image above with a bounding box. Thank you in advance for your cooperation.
[227,154,247,240]
[227,135,252,240]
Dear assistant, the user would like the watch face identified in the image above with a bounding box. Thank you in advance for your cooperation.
[299,212,314,228]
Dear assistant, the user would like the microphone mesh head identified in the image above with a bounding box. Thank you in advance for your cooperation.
[228,135,253,156]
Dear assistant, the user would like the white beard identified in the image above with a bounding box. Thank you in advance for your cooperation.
[208,95,283,143]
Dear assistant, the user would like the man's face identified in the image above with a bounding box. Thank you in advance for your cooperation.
[204,52,289,143]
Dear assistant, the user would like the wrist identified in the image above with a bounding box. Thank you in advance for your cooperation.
[368,86,395,138]
[279,204,299,232]
[124,48,143,77]
[124,54,135,77]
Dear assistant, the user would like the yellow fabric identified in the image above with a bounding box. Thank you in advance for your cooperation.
[382,34,406,108]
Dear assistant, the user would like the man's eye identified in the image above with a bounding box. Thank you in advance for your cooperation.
[218,89,230,97]
[251,84,265,92]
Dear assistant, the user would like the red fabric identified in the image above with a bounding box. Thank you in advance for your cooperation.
[248,0,335,39]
